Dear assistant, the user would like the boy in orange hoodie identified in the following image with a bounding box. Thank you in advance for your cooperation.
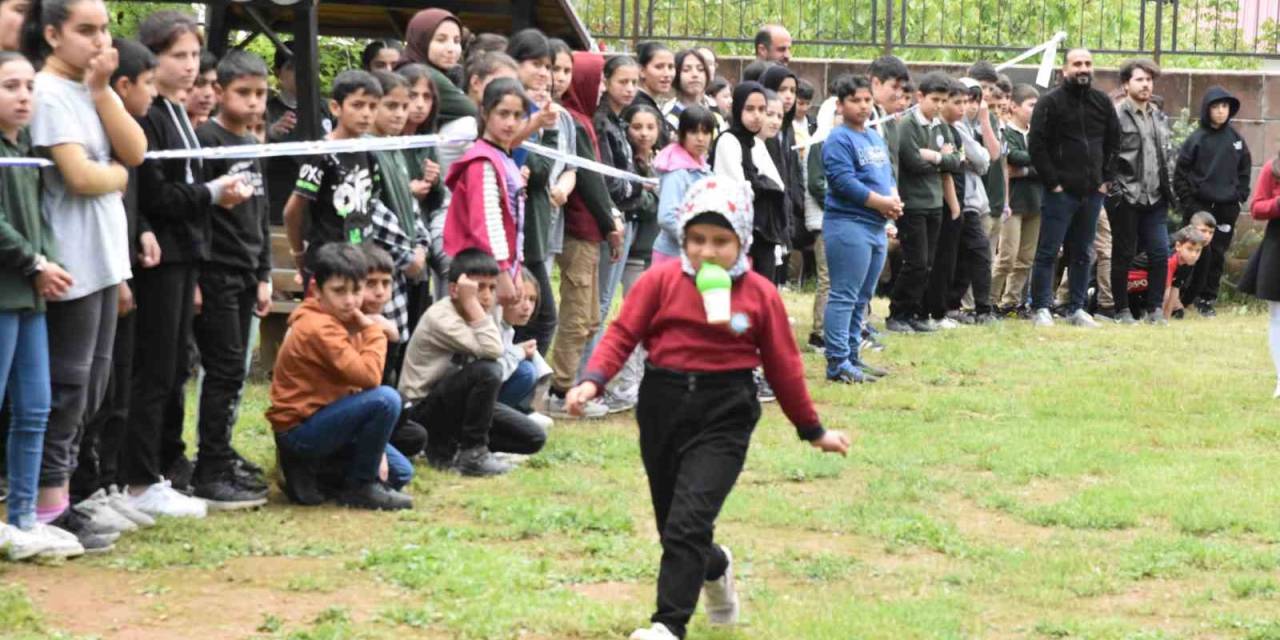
[266,243,412,511]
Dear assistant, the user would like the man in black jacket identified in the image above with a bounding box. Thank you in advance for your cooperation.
[1108,59,1175,325]
[1174,86,1252,317]
[1027,47,1121,328]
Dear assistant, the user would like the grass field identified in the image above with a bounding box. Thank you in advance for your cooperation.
[3,295,1280,640]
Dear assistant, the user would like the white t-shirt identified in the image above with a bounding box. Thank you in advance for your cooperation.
[30,72,130,301]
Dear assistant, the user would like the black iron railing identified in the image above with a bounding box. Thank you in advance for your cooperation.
[576,0,1280,62]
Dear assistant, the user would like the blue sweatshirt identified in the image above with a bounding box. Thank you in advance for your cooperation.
[822,124,896,227]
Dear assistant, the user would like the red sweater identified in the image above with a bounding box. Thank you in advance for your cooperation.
[1250,161,1280,221]
[583,260,823,437]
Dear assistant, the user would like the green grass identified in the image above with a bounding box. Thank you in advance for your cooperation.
[3,297,1280,639]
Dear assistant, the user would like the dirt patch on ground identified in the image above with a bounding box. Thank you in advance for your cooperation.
[567,580,648,605]
[942,497,1056,548]
[9,555,404,639]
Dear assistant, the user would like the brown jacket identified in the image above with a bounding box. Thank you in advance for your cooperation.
[266,298,387,432]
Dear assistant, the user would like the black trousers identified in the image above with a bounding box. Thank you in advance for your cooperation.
[122,263,196,486]
[405,360,546,455]
[1110,198,1170,314]
[1181,201,1240,307]
[193,266,258,469]
[891,209,943,320]
[71,298,135,500]
[637,365,759,639]
[947,210,994,314]
[749,238,778,284]
[925,211,963,319]
[513,258,558,356]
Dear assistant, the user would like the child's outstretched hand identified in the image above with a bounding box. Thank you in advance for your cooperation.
[810,430,851,456]
[564,381,599,417]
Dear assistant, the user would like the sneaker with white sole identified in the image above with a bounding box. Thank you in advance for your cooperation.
[127,480,208,519]
[1,523,55,560]
[628,622,678,640]
[1032,308,1054,327]
[547,395,608,419]
[936,317,960,330]
[703,545,740,624]
[25,523,84,559]
[1066,309,1100,328]
[526,411,554,431]
[76,490,138,533]
[601,392,636,414]
[106,485,156,528]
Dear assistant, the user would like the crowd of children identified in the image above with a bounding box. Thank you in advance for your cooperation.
[0,4,1277,637]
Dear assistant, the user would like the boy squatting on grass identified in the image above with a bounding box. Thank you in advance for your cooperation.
[564,177,850,640]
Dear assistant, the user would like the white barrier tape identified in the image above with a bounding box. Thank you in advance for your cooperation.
[793,31,1066,151]
[519,141,659,187]
[0,132,659,185]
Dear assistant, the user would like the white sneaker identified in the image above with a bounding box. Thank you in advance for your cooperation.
[106,485,156,528]
[76,489,138,533]
[628,622,678,640]
[26,523,85,558]
[703,545,740,624]
[127,480,208,519]
[1,523,54,560]
[547,395,608,419]
[1032,308,1055,327]
[1066,309,1100,328]
[526,411,554,431]
[936,317,960,330]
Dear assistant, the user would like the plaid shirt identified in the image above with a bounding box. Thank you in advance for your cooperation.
[365,198,430,342]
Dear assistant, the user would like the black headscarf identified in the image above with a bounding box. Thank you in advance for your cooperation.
[713,81,766,178]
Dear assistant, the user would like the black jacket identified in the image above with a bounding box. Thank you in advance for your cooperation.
[593,103,642,216]
[136,96,214,264]
[1173,86,1252,209]
[1028,79,1121,197]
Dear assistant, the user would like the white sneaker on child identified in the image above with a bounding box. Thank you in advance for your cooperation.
[76,489,138,533]
[127,480,208,519]
[628,623,679,640]
[1,523,54,560]
[526,411,554,431]
[26,523,85,558]
[703,545,740,624]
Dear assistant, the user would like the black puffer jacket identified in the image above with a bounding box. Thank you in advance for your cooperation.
[1028,79,1121,197]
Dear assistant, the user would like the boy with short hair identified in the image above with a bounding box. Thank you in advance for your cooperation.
[283,70,385,282]
[267,243,411,511]
[993,83,1042,314]
[924,80,984,328]
[399,249,547,477]
[888,71,963,333]
[1155,226,1209,319]
[190,50,275,509]
[1174,86,1252,317]
[946,78,1000,323]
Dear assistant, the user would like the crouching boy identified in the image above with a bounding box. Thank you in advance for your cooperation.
[265,243,412,511]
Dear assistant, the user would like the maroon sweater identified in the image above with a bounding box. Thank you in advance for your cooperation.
[583,260,824,439]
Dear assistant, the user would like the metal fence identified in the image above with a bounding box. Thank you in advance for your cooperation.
[576,0,1280,62]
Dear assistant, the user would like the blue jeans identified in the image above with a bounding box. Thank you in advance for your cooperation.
[384,443,412,490]
[823,218,887,364]
[578,221,637,379]
[499,359,538,409]
[0,311,50,529]
[1032,191,1104,312]
[276,386,400,487]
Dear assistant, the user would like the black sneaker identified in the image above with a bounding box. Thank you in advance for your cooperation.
[194,474,268,511]
[807,332,825,351]
[275,444,325,506]
[424,446,459,473]
[50,506,119,553]
[455,446,512,477]
[1171,308,1185,320]
[1196,303,1217,318]
[755,373,776,403]
[1093,306,1117,320]
[884,317,915,333]
[336,482,413,511]
[907,318,936,333]
[165,456,195,494]
[973,312,998,325]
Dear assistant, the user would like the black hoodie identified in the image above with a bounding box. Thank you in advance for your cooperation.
[1173,86,1252,208]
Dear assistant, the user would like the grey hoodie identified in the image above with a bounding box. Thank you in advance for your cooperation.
[953,116,992,214]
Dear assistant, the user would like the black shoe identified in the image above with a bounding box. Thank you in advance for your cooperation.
[455,446,512,477]
[1093,306,1117,320]
[165,456,195,494]
[973,312,998,325]
[885,317,915,333]
[336,482,413,511]
[424,446,459,472]
[754,373,776,403]
[1196,303,1217,318]
[0,476,7,503]
[907,318,936,333]
[1171,308,1186,320]
[194,474,268,511]
[50,506,120,552]
[807,332,825,351]
[275,445,325,506]
[852,360,889,378]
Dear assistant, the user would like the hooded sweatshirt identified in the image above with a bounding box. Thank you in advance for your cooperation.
[653,141,713,257]
[1173,86,1252,208]
[580,176,824,440]
[266,297,388,432]
[444,139,524,275]
[403,9,477,127]
[712,82,788,245]
[561,52,617,243]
